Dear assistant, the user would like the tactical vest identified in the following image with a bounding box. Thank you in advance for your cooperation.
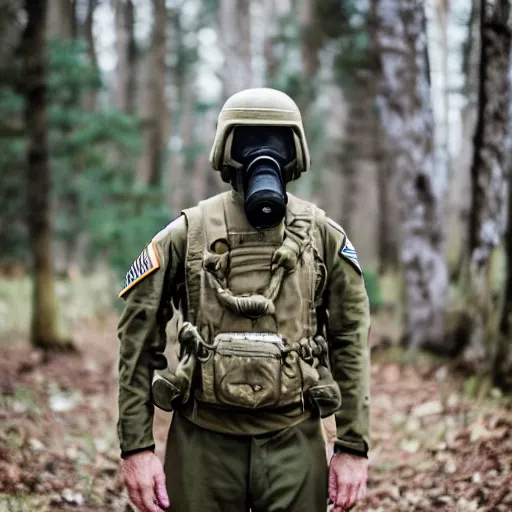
[151,190,341,417]
[182,190,326,344]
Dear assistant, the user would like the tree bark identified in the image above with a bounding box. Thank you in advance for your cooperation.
[449,0,481,283]
[219,0,253,98]
[115,0,137,115]
[263,0,279,86]
[23,0,71,349]
[496,164,512,389]
[297,0,322,117]
[82,0,98,112]
[375,0,449,350]
[137,0,168,186]
[48,0,76,39]
[464,0,511,363]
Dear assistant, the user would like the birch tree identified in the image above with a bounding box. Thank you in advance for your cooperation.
[375,0,448,349]
[465,0,511,363]
[496,159,512,389]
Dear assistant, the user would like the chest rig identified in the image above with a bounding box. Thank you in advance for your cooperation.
[184,191,323,343]
[151,191,341,416]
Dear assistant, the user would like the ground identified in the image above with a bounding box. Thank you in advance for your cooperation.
[0,316,511,512]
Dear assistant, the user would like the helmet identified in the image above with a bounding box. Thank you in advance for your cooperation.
[209,88,311,183]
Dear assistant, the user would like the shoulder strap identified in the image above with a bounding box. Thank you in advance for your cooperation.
[182,192,230,323]
[182,205,204,325]
[285,194,317,253]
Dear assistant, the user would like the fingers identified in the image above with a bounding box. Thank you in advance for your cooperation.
[336,482,349,510]
[141,485,164,512]
[154,469,170,509]
[336,483,361,510]
[127,484,164,512]
[127,485,143,512]
[356,481,367,502]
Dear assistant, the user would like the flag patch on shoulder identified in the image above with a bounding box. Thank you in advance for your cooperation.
[340,237,362,275]
[119,241,160,297]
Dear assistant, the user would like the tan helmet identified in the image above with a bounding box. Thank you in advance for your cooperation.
[209,88,311,183]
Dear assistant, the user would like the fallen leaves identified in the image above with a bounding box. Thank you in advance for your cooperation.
[1,323,511,512]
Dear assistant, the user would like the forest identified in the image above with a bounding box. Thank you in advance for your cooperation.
[0,0,511,511]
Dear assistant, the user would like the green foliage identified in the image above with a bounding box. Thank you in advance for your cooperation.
[0,84,26,263]
[0,35,174,277]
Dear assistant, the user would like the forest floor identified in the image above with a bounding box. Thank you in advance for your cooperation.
[1,315,511,512]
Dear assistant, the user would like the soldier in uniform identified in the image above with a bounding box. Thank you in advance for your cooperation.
[117,88,371,512]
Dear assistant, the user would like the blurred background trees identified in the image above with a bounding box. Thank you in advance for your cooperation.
[0,0,511,389]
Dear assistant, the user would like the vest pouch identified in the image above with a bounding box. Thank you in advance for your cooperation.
[197,333,303,410]
[152,371,182,412]
[307,366,342,418]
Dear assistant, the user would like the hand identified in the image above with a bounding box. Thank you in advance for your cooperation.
[121,450,170,512]
[328,452,368,511]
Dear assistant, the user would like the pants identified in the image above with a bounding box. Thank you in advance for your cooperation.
[164,412,329,512]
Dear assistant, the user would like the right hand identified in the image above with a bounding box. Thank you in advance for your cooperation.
[121,450,170,512]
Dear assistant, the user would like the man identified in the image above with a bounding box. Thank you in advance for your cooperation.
[117,88,371,512]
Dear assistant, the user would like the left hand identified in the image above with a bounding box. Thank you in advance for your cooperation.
[328,452,368,511]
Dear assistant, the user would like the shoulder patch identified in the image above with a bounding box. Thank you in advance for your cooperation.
[119,241,160,298]
[340,236,362,275]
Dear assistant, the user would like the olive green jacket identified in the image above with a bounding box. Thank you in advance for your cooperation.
[117,194,371,458]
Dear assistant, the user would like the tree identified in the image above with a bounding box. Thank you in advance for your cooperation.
[374,0,449,349]
[218,0,253,98]
[23,0,71,349]
[115,0,136,115]
[496,163,512,389]
[465,0,511,364]
[448,0,481,283]
[81,0,99,112]
[137,0,168,186]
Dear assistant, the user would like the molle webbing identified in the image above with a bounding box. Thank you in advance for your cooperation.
[182,192,322,333]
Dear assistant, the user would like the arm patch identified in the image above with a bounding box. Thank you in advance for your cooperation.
[119,241,160,298]
[340,236,362,275]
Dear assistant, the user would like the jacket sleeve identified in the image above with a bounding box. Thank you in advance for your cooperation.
[321,217,371,457]
[117,216,186,457]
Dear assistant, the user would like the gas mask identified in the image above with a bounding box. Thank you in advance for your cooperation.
[228,126,297,230]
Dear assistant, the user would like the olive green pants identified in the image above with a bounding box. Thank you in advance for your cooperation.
[164,412,328,512]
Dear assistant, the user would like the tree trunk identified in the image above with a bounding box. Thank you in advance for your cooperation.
[135,0,167,187]
[219,0,253,98]
[48,0,76,39]
[496,165,512,389]
[465,0,511,363]
[375,0,448,350]
[297,0,322,118]
[23,0,71,349]
[448,0,480,283]
[376,130,400,274]
[115,0,137,115]
[136,0,167,187]
[82,0,98,112]
[263,0,279,86]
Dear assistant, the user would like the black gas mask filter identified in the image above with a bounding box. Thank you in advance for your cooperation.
[230,126,296,230]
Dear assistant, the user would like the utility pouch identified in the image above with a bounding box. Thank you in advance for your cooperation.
[151,323,200,412]
[307,366,342,418]
[196,332,305,410]
[151,371,182,412]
